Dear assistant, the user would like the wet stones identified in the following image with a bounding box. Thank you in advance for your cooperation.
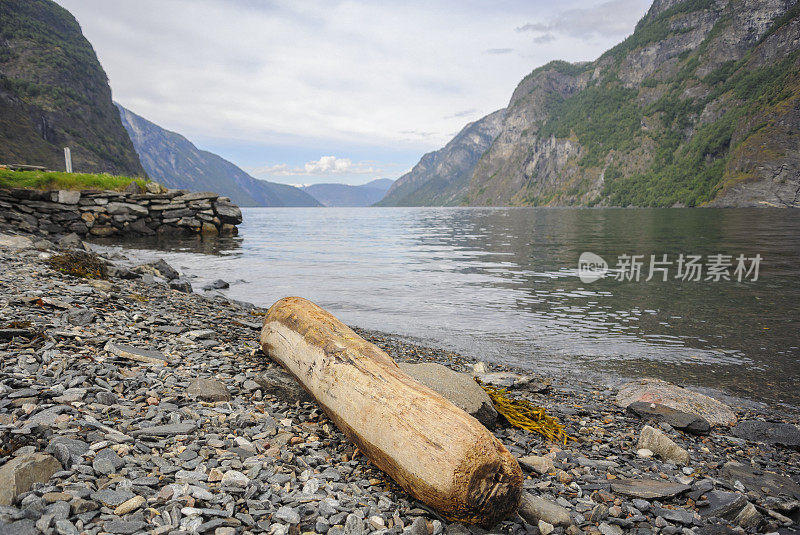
[203,279,230,291]
[2,230,800,535]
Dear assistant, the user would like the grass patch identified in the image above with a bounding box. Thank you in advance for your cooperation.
[46,251,108,279]
[0,169,147,191]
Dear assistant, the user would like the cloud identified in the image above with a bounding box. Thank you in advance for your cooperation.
[55,0,649,176]
[533,34,556,44]
[444,109,477,119]
[484,47,513,54]
[516,0,649,41]
[248,156,377,178]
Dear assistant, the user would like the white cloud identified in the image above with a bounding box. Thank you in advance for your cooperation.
[516,0,649,40]
[55,0,650,165]
[248,156,376,178]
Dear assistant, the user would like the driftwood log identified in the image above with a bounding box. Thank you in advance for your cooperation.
[260,297,523,526]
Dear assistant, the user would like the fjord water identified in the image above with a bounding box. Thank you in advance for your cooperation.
[100,208,800,407]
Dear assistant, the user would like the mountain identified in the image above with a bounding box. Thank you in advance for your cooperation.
[465,0,800,207]
[0,0,144,175]
[376,109,506,206]
[117,104,320,207]
[303,178,393,207]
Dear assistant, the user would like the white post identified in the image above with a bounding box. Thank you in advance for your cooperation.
[64,147,72,173]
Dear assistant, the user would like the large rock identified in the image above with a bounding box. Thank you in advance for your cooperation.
[698,490,747,518]
[616,379,736,426]
[0,453,61,505]
[174,191,219,202]
[627,401,710,434]
[398,362,498,428]
[105,341,169,365]
[130,422,196,437]
[721,462,800,499]
[133,259,179,280]
[732,420,800,449]
[213,201,242,224]
[610,479,691,500]
[54,190,81,204]
[518,455,555,474]
[637,425,690,465]
[186,378,231,402]
[0,234,33,249]
[517,493,571,527]
[254,366,313,403]
[106,202,148,217]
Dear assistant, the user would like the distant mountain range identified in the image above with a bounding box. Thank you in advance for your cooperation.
[377,109,505,206]
[377,0,800,208]
[0,0,144,175]
[117,104,320,207]
[303,178,393,207]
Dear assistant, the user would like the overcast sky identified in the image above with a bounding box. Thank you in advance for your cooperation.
[56,0,650,185]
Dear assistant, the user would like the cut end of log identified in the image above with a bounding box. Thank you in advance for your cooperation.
[259,296,524,527]
[457,442,523,526]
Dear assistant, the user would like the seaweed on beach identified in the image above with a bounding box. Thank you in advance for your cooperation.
[46,251,107,279]
[480,381,573,445]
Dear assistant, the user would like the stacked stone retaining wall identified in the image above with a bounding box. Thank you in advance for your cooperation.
[0,188,242,237]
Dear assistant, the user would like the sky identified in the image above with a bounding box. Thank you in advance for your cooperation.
[56,0,650,185]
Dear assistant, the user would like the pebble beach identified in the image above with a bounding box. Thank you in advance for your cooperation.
[1,230,799,535]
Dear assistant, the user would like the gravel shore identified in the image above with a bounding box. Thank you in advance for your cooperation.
[1,231,798,535]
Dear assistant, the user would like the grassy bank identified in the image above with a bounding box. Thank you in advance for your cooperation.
[0,169,147,191]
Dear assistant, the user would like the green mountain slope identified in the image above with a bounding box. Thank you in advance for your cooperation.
[464,0,799,207]
[0,0,145,176]
[117,104,320,207]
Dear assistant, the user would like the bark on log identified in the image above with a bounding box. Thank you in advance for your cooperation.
[259,297,523,527]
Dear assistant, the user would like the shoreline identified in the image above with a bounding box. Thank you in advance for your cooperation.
[1,230,799,534]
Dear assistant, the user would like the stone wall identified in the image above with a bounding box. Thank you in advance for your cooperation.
[0,187,242,237]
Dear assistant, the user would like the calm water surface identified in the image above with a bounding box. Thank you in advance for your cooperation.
[94,208,800,408]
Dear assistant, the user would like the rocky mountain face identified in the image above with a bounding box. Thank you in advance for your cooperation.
[376,109,506,206]
[0,0,144,176]
[466,0,800,207]
[303,178,393,207]
[117,105,320,207]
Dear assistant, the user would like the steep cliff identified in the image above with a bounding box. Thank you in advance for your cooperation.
[0,0,145,176]
[376,109,506,206]
[117,104,320,207]
[466,0,799,207]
